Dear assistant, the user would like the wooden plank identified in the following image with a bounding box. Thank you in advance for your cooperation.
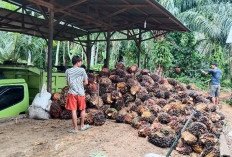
[220,133,231,157]
[25,0,54,9]
[55,0,87,13]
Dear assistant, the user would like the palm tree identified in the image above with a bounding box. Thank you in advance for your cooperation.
[158,0,232,79]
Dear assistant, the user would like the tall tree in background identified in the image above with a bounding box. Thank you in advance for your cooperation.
[159,0,232,79]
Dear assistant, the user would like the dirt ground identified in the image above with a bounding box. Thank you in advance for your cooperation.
[0,92,232,157]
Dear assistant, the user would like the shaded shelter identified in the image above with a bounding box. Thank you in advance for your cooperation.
[0,0,190,93]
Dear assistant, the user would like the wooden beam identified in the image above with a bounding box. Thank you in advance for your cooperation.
[141,31,167,41]
[53,2,113,29]
[36,4,49,22]
[138,29,142,68]
[55,7,114,31]
[24,10,48,40]
[91,4,151,8]
[0,6,22,22]
[25,0,54,9]
[100,7,131,20]
[55,0,87,13]
[86,34,91,70]
[47,8,54,93]
[106,31,111,69]
[53,14,67,26]
[53,23,68,39]
[91,33,101,46]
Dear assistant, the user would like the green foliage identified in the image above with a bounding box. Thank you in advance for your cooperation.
[167,32,206,77]
[226,99,232,106]
[175,76,209,91]
[152,38,173,70]
[221,79,232,88]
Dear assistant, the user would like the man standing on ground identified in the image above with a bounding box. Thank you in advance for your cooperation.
[202,62,222,106]
[65,56,89,133]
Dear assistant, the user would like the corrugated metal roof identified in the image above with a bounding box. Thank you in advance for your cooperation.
[0,8,87,41]
[1,0,190,40]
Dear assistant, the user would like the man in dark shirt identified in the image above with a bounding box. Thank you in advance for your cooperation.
[202,62,222,106]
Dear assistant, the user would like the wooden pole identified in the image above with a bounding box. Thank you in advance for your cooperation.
[47,8,54,93]
[106,31,111,69]
[86,34,91,71]
[138,29,142,68]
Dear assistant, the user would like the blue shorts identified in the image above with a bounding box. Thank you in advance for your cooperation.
[210,85,220,98]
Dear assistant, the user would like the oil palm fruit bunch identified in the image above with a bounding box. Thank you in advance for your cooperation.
[105,108,118,119]
[188,122,207,137]
[157,112,171,124]
[88,72,96,84]
[124,112,138,124]
[127,64,138,74]
[192,142,204,154]
[102,93,113,104]
[99,68,110,77]
[87,83,98,94]
[201,146,220,157]
[181,131,197,145]
[148,131,175,148]
[140,111,155,123]
[52,93,61,101]
[138,123,151,137]
[85,112,95,125]
[199,133,218,146]
[50,101,62,118]
[131,116,143,129]
[176,140,193,155]
[93,112,106,126]
[60,86,69,106]
[115,108,127,123]
[111,90,123,100]
[150,73,161,82]
[60,109,72,119]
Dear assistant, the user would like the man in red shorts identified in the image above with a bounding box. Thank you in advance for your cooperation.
[65,56,89,133]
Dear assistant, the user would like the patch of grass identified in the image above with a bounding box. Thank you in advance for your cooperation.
[226,99,232,106]
[221,79,232,89]
[175,76,209,91]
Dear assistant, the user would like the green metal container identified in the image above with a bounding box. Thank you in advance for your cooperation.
[0,65,66,104]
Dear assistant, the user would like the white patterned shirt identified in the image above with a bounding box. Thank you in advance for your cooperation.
[65,67,88,96]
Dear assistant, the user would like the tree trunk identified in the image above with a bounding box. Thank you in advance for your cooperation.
[230,44,232,83]
[95,42,99,65]
[27,51,31,65]
[44,46,48,68]
[67,41,71,60]
[55,41,60,66]
[154,63,164,77]
[90,44,95,67]
[63,41,66,66]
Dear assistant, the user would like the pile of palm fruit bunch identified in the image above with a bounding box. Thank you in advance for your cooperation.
[50,63,225,156]
[49,86,73,119]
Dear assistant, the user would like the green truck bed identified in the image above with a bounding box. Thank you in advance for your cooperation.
[0,65,66,103]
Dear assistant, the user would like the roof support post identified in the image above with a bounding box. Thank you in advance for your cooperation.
[138,29,142,69]
[47,8,54,93]
[86,34,91,71]
[106,31,111,69]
